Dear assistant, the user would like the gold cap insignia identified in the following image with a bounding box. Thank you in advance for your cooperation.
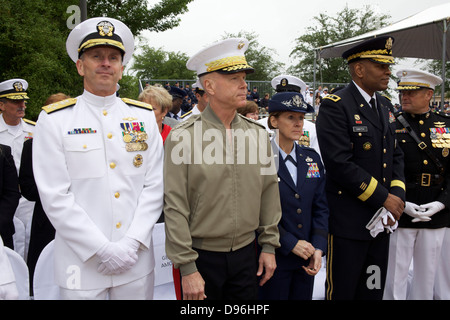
[97,21,114,37]
[13,82,24,92]
[385,37,393,50]
[237,41,245,50]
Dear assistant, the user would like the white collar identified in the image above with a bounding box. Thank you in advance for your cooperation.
[81,89,117,108]
[353,81,376,105]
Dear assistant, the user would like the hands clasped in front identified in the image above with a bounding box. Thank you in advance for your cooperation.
[96,236,140,275]
[292,240,322,276]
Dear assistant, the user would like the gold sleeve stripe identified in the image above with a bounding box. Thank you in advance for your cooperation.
[357,177,378,202]
[326,234,334,300]
[390,179,406,191]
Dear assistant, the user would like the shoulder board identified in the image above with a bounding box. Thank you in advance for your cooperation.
[23,118,36,126]
[121,98,153,111]
[323,94,341,102]
[180,110,192,119]
[434,111,450,118]
[42,98,77,114]
[170,114,198,133]
[381,94,391,102]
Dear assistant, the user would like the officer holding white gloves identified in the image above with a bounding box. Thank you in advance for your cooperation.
[32,17,164,299]
[384,69,450,300]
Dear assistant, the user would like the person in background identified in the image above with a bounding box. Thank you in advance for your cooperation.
[180,79,208,121]
[0,78,35,257]
[237,100,259,121]
[384,69,450,300]
[259,91,328,300]
[138,85,173,143]
[0,144,20,250]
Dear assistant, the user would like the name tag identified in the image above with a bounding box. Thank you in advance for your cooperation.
[353,126,368,133]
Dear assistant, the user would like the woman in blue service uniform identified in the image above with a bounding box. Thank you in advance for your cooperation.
[259,91,329,300]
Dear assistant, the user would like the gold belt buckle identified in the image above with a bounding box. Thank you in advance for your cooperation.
[421,173,431,187]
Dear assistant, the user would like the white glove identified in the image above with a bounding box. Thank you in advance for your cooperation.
[404,201,431,222]
[419,201,445,217]
[0,282,19,300]
[96,237,139,275]
[382,212,398,233]
[367,208,397,237]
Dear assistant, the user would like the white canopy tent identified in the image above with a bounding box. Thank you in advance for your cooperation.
[313,3,450,104]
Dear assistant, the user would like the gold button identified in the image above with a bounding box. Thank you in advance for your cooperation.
[297,224,303,229]
[419,120,424,125]
[297,208,302,214]
[383,149,387,154]
[295,194,300,199]
[114,192,120,198]
[423,160,428,165]
[358,133,362,137]
[83,144,87,149]
[107,133,113,139]
[110,162,116,169]
[116,222,121,229]
[383,178,386,183]
[421,133,426,138]
[402,140,406,143]
[383,163,387,168]
[103,110,108,116]
[338,191,342,195]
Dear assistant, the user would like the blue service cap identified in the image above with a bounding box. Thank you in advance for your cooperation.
[268,92,314,113]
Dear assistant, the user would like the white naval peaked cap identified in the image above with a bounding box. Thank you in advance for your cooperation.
[192,78,204,91]
[0,79,29,100]
[396,69,443,91]
[271,74,306,93]
[186,38,254,77]
[66,17,134,65]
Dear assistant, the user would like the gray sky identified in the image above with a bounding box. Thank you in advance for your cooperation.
[136,0,449,102]
[141,0,449,66]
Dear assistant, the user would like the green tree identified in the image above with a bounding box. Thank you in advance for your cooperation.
[88,0,193,35]
[222,31,285,81]
[0,0,194,120]
[131,45,196,80]
[289,5,391,84]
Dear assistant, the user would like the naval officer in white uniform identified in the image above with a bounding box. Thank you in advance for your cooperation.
[32,17,164,299]
[0,79,36,258]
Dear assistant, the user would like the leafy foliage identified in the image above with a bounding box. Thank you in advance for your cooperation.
[288,5,391,84]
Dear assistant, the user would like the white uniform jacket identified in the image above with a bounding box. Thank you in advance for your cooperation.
[0,116,34,172]
[32,90,164,290]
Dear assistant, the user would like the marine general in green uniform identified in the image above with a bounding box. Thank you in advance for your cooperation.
[164,38,281,300]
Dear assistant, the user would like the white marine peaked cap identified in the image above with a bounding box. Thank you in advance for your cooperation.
[396,69,442,91]
[186,38,254,77]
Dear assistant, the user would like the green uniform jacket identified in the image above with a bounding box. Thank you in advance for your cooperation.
[164,105,281,276]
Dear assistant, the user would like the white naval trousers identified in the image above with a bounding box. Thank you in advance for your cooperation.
[384,227,446,300]
[434,228,450,299]
[59,271,154,300]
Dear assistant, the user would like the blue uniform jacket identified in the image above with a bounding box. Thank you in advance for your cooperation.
[272,140,329,261]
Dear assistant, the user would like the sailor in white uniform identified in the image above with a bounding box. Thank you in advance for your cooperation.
[32,17,164,300]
